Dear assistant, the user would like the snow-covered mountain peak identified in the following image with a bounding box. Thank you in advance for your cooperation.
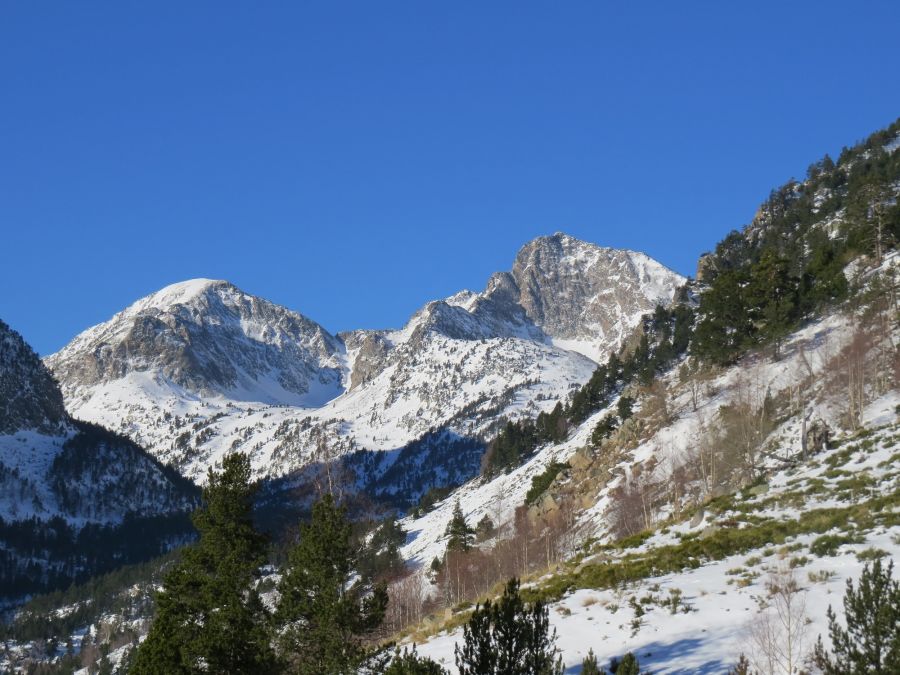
[126,278,228,314]
[47,279,346,408]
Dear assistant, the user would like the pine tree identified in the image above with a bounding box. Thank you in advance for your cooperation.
[813,559,900,673]
[455,578,563,675]
[692,269,754,365]
[580,648,601,674]
[445,501,474,553]
[358,513,407,581]
[728,653,753,674]
[275,494,388,675]
[384,645,449,674]
[617,396,635,421]
[130,452,277,675]
[748,249,799,358]
[611,652,640,675]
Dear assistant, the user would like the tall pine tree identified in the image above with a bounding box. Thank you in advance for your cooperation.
[275,494,387,674]
[130,452,277,675]
[455,578,563,675]
[445,501,475,553]
[748,249,799,358]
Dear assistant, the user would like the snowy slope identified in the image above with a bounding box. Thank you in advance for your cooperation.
[414,400,900,673]
[396,291,873,573]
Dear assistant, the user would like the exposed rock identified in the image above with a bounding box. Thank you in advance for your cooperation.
[805,419,831,454]
[510,233,684,359]
[748,483,769,497]
[699,524,720,539]
[341,330,390,390]
[690,508,705,528]
[695,253,716,282]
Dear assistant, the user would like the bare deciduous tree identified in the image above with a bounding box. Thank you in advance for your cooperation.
[748,567,810,675]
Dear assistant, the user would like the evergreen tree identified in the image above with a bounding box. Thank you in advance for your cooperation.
[580,648,601,674]
[275,494,388,675]
[747,249,799,358]
[728,653,753,675]
[358,513,407,581]
[384,646,449,674]
[692,269,754,365]
[611,652,640,674]
[813,559,900,674]
[445,501,475,553]
[455,578,563,675]
[130,452,277,675]
[616,396,635,421]
[591,415,618,446]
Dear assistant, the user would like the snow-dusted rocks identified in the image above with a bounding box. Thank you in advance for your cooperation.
[511,233,685,361]
[1,319,68,436]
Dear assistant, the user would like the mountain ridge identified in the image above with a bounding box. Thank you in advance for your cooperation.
[45,234,685,490]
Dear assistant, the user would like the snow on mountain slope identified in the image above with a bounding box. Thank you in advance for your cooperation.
[411,330,900,673]
[48,279,346,407]
[0,318,194,525]
[47,235,684,489]
[397,298,869,577]
[418,417,900,673]
[0,319,67,436]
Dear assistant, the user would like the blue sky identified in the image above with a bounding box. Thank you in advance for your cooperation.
[2,2,899,355]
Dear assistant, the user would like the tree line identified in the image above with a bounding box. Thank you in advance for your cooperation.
[693,117,900,365]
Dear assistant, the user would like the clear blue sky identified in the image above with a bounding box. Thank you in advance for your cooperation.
[3,2,900,355]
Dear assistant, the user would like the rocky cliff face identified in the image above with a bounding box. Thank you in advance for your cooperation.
[508,233,685,360]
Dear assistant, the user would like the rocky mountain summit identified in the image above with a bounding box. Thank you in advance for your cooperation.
[510,233,682,360]
[48,278,345,407]
[46,235,685,497]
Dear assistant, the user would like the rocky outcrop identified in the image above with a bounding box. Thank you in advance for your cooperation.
[510,233,684,346]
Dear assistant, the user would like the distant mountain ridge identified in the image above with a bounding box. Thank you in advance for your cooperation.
[45,234,685,500]
[0,319,198,602]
